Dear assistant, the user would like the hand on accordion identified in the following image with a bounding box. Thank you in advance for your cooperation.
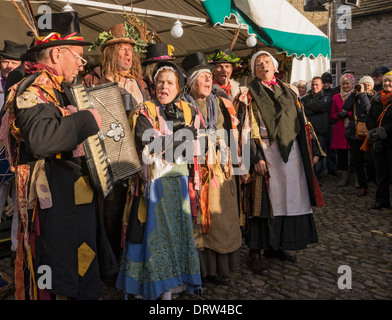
[87,109,102,129]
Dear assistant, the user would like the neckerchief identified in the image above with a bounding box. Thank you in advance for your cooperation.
[380,89,392,107]
[260,76,278,90]
[214,79,231,96]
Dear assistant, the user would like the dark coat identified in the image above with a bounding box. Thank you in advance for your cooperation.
[235,79,323,208]
[301,90,332,138]
[13,72,117,299]
[367,92,392,146]
[343,91,371,141]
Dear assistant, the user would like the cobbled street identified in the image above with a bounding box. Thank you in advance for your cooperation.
[1,173,391,301]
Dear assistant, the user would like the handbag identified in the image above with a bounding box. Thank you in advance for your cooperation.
[354,103,368,140]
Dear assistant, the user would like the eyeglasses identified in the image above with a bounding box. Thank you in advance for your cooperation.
[60,47,87,66]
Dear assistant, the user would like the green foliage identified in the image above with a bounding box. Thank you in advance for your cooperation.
[89,21,147,54]
[206,50,241,67]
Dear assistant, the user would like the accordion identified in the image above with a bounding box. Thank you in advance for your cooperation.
[71,82,141,198]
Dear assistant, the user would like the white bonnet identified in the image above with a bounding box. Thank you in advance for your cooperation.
[250,50,279,77]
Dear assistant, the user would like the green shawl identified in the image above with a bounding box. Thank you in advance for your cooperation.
[248,78,300,163]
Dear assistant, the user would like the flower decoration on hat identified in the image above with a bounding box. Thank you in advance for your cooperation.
[206,50,241,68]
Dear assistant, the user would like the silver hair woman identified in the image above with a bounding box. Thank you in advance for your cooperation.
[182,52,243,286]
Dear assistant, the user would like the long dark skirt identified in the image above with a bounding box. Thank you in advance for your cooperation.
[246,214,318,251]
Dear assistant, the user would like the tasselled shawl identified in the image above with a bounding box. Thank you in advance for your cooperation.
[247,78,301,163]
[184,93,218,131]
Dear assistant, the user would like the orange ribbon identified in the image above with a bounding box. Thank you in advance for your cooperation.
[35,32,84,46]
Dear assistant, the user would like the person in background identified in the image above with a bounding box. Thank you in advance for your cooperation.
[207,49,241,101]
[321,72,338,177]
[296,80,308,101]
[234,51,323,276]
[83,22,151,269]
[370,66,390,93]
[301,76,332,185]
[0,40,27,108]
[366,71,392,210]
[342,76,373,197]
[330,73,355,187]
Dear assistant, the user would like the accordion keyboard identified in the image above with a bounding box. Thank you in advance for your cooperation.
[71,84,114,198]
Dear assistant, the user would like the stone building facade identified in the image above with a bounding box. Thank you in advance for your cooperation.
[346,2,392,79]
[288,0,392,85]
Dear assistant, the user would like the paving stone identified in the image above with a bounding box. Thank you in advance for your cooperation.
[1,174,391,301]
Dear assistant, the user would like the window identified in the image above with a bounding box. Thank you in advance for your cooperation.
[331,60,347,88]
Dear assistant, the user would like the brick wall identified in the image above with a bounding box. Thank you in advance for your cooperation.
[346,13,392,78]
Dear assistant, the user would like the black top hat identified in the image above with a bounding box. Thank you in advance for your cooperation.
[142,43,175,66]
[152,61,186,89]
[182,52,214,77]
[0,40,28,61]
[27,11,92,54]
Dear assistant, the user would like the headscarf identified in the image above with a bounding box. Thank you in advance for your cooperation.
[250,50,279,77]
[187,68,212,87]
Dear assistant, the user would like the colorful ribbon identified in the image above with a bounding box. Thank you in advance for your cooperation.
[35,32,85,46]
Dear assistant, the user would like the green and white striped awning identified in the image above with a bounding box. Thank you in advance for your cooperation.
[201,0,331,59]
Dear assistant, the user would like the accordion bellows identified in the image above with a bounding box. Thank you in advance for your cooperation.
[71,82,141,197]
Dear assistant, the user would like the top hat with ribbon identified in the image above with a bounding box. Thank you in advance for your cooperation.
[27,11,92,54]
[142,43,175,66]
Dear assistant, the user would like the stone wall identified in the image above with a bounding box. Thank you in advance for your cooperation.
[287,0,329,29]
[346,13,392,78]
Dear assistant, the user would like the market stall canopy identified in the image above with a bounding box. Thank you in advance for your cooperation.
[201,0,331,59]
[1,0,329,60]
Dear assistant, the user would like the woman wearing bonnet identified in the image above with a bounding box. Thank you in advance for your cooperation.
[116,61,203,300]
[234,50,323,275]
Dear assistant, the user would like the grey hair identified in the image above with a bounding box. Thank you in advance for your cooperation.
[34,47,53,63]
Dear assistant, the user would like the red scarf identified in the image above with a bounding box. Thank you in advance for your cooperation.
[24,61,60,76]
[380,89,392,107]
[214,79,231,96]
[260,76,278,89]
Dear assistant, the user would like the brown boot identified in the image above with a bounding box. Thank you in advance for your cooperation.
[247,250,269,276]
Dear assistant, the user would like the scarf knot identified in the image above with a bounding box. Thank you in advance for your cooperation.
[260,76,278,89]
[214,79,231,96]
